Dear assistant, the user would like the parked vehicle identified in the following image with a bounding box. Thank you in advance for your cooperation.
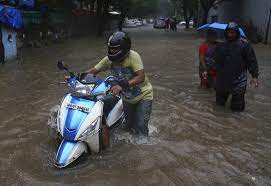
[148,18,154,24]
[124,19,137,28]
[133,18,143,26]
[179,20,194,27]
[142,19,147,25]
[53,62,124,168]
[153,18,165,29]
[179,21,186,26]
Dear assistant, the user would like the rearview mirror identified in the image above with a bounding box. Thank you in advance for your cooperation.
[57,61,68,71]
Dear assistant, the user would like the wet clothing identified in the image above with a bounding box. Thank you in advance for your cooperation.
[199,42,217,88]
[95,50,153,104]
[215,38,259,111]
[216,90,245,112]
[123,100,152,136]
[94,50,153,135]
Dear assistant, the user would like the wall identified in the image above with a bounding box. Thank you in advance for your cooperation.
[208,0,271,43]
[208,1,243,23]
[241,0,271,43]
[1,27,17,62]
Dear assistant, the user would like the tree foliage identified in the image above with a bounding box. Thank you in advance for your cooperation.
[171,0,199,28]
[111,0,160,18]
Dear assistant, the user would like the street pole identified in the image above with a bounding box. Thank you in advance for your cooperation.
[264,9,271,44]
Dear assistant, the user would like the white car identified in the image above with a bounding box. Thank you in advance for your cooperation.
[135,21,143,26]
[142,19,147,25]
[179,21,186,26]
[179,20,194,27]
[124,19,137,28]
[147,18,154,24]
[133,18,143,26]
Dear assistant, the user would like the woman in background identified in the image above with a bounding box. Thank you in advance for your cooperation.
[199,30,218,88]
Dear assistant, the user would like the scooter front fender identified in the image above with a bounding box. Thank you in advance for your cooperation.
[55,140,87,168]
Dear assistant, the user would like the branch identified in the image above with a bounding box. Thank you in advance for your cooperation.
[200,0,208,11]
[213,0,232,7]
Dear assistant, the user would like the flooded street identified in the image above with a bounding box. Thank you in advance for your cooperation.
[1,26,271,185]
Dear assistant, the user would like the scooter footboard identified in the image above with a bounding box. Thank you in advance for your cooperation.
[55,140,87,168]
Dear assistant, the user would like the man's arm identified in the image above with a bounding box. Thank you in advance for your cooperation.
[118,52,145,89]
[244,43,259,79]
[85,57,110,75]
[85,68,100,75]
[243,42,259,87]
[128,70,145,87]
[199,54,207,70]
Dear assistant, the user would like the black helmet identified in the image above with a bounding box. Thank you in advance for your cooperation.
[107,31,131,62]
[225,22,240,40]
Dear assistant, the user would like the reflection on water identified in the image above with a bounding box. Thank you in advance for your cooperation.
[1,26,271,185]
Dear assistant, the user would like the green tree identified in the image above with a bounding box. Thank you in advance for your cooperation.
[171,0,198,28]
[183,0,198,28]
[111,0,160,30]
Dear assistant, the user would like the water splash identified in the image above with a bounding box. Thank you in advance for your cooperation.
[110,124,158,146]
[47,105,60,130]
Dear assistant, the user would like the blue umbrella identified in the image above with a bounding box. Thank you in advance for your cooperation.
[198,22,247,38]
[197,23,210,31]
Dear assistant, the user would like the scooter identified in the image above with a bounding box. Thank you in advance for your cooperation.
[54,61,124,168]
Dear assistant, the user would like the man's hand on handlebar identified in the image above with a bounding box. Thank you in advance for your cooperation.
[110,85,122,96]
[64,75,71,82]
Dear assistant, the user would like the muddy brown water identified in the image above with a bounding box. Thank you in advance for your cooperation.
[0,26,271,185]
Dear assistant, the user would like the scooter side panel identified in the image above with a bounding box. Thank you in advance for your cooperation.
[106,99,124,127]
[65,97,95,130]
[55,140,87,168]
[58,94,72,136]
[85,117,101,153]
[75,101,103,140]
[63,96,95,141]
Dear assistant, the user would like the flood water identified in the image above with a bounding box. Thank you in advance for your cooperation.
[1,26,271,185]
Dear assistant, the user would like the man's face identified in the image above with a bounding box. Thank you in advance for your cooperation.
[226,30,238,41]
[108,47,120,55]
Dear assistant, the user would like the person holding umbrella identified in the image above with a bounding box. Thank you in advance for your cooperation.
[215,22,259,112]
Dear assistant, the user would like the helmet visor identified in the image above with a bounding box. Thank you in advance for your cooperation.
[108,46,121,55]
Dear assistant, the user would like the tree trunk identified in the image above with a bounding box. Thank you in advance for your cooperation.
[199,0,222,25]
[201,10,209,25]
[184,9,190,28]
[183,0,189,29]
[97,0,104,36]
[103,0,110,31]
[119,5,125,31]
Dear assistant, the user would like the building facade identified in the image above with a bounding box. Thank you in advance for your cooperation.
[208,0,271,43]
[1,26,17,62]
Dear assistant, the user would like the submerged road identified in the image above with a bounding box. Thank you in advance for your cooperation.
[0,26,271,185]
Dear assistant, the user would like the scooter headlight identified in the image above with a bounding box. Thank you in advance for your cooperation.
[78,119,99,141]
[74,83,95,97]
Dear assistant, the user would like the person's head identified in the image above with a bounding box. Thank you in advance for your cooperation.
[225,22,240,42]
[107,31,131,63]
[206,30,217,43]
